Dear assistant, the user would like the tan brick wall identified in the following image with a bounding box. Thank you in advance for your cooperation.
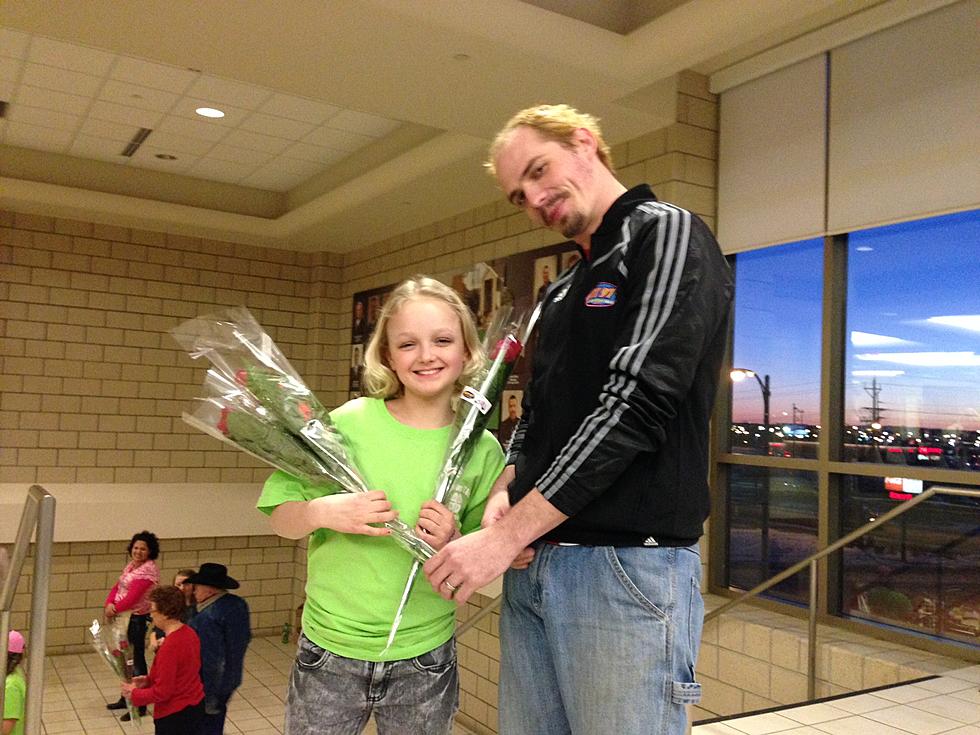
[693,599,970,720]
[7,535,301,654]
[0,213,349,485]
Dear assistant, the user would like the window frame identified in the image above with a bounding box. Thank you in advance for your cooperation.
[709,224,980,657]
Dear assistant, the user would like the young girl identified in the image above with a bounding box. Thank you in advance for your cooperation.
[4,631,26,735]
[258,275,504,735]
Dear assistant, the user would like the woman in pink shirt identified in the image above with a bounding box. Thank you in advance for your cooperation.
[104,530,161,719]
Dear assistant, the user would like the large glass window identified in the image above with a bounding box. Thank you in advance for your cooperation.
[729,238,823,458]
[839,475,980,644]
[844,210,980,471]
[727,466,819,603]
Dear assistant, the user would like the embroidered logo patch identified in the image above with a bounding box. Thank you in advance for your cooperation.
[584,282,617,307]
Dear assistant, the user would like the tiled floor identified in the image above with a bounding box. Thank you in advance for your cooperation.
[36,635,476,734]
[693,665,980,735]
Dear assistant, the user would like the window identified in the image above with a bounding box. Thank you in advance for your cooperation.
[839,475,980,644]
[844,211,980,472]
[716,209,980,648]
[729,238,823,458]
[727,466,818,604]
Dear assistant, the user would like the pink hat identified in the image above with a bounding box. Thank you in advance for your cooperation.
[8,630,25,654]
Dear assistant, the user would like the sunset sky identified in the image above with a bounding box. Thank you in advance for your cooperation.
[731,210,979,431]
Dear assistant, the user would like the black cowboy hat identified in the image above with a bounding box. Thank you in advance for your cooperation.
[183,562,240,590]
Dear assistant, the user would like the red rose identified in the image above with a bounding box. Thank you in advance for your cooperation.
[491,336,522,363]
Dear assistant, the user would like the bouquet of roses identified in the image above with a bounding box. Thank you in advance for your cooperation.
[384,303,538,651]
[172,307,436,562]
[88,619,142,728]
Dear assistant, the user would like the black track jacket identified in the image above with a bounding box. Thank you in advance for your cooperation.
[507,185,733,546]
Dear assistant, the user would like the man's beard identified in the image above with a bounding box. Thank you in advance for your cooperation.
[559,210,587,239]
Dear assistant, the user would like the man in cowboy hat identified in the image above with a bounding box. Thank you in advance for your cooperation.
[186,563,251,735]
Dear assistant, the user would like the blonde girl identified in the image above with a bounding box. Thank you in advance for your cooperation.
[258,275,504,735]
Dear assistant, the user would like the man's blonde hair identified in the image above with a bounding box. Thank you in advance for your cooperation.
[485,104,614,177]
[361,275,484,399]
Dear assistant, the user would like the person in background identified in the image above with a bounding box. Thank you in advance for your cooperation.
[258,275,504,735]
[425,104,733,735]
[185,563,251,735]
[3,631,26,735]
[150,568,198,652]
[105,530,161,721]
[497,394,521,450]
[122,585,205,735]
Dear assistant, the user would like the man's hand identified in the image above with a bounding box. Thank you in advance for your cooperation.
[308,491,397,536]
[415,500,459,550]
[423,526,523,605]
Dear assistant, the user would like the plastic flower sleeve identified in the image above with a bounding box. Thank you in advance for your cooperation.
[89,619,142,728]
[174,308,435,562]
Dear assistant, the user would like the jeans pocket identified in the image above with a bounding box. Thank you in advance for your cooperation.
[411,639,456,674]
[604,547,670,622]
[295,633,333,671]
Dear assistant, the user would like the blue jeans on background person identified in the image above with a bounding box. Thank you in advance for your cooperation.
[285,634,458,735]
[499,543,704,735]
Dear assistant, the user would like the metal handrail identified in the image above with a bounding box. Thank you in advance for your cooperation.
[704,484,978,699]
[457,485,979,700]
[0,485,56,735]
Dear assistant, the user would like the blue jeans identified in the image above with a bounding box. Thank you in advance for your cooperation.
[285,634,458,735]
[499,543,704,735]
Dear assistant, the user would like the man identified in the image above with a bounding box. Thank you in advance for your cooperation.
[536,263,552,302]
[185,563,251,735]
[424,104,733,734]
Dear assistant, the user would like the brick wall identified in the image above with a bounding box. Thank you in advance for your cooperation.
[6,535,301,654]
[694,597,970,720]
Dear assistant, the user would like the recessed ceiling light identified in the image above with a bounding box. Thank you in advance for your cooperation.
[195,107,225,118]
[155,153,178,160]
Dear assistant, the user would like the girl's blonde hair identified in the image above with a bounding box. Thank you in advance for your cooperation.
[361,275,484,399]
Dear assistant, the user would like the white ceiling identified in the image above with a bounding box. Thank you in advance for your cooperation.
[0,0,916,252]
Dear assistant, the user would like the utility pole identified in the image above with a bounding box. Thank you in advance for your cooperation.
[861,377,886,425]
[792,403,805,424]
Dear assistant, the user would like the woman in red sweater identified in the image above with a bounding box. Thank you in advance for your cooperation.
[121,585,205,735]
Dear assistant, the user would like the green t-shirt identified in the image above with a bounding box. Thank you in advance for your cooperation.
[4,667,25,735]
[257,397,504,662]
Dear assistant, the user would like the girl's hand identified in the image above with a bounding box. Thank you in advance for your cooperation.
[104,603,116,620]
[416,500,460,550]
[131,676,148,688]
[482,465,515,528]
[120,682,135,696]
[308,491,397,536]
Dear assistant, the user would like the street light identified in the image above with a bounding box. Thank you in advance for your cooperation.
[731,368,771,430]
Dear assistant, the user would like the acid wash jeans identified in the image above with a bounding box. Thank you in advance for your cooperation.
[284,634,457,735]
[499,543,704,735]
